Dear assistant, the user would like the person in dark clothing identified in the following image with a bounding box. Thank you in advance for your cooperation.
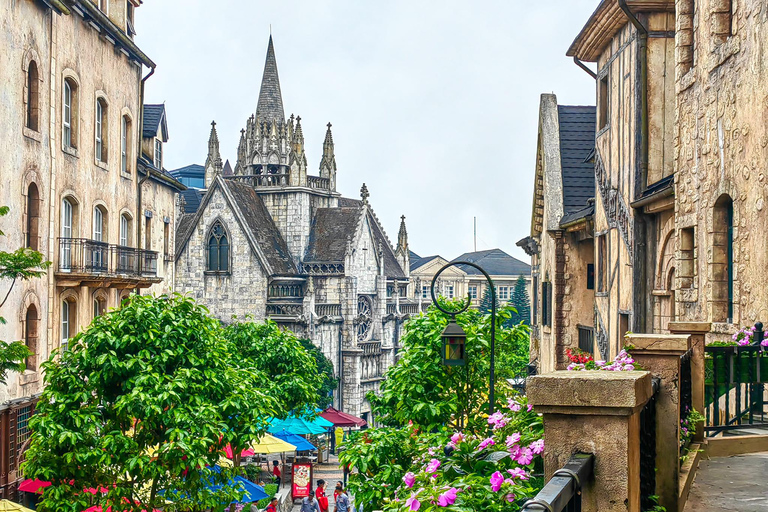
[301,490,321,512]
[272,460,282,487]
[334,487,351,512]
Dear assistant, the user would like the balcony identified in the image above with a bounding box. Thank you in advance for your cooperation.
[307,175,330,190]
[315,303,341,317]
[56,238,160,288]
[266,302,304,321]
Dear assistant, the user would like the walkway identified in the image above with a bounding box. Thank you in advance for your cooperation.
[289,454,346,512]
[684,451,768,512]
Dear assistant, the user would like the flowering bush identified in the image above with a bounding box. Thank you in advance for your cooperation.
[565,347,593,364]
[732,325,768,347]
[566,349,637,371]
[679,408,705,463]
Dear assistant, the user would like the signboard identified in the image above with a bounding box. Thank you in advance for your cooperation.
[335,427,344,447]
[291,462,313,500]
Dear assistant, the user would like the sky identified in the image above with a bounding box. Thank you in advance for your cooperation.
[136,1,598,263]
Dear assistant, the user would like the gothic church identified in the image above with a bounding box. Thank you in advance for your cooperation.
[174,36,414,420]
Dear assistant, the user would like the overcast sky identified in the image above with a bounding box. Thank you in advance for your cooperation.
[136,1,598,263]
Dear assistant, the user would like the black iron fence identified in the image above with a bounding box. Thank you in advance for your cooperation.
[58,238,158,277]
[577,325,594,354]
[639,377,660,511]
[520,454,593,512]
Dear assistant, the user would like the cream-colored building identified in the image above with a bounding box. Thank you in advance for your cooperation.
[0,0,181,499]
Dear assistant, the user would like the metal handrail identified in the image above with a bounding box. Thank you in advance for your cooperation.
[520,454,594,512]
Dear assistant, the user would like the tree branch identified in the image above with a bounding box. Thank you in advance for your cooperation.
[0,277,16,309]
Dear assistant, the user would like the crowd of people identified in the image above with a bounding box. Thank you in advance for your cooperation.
[299,480,352,512]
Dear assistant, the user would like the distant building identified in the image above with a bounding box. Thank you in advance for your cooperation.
[170,164,205,190]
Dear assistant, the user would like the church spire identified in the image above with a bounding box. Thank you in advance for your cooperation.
[255,35,285,124]
[319,122,337,191]
[395,215,410,277]
[204,120,223,188]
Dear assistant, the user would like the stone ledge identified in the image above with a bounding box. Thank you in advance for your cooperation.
[527,370,653,413]
[625,333,690,353]
[669,322,711,334]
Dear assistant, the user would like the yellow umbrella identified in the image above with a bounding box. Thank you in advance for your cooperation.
[250,433,297,454]
[0,500,35,512]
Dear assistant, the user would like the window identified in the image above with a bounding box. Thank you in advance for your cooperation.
[93,296,106,318]
[16,406,32,447]
[120,213,130,246]
[61,299,75,351]
[62,79,78,148]
[542,282,551,327]
[26,183,40,251]
[498,286,510,301]
[144,216,151,250]
[447,285,454,299]
[712,196,734,322]
[98,0,108,12]
[126,1,136,36]
[60,198,74,270]
[532,276,539,323]
[154,138,162,169]
[92,206,107,271]
[26,60,39,131]
[95,98,108,163]
[207,221,229,272]
[598,74,609,130]
[93,207,104,242]
[469,285,478,300]
[619,313,630,342]
[711,0,734,42]
[421,285,429,299]
[597,234,607,292]
[587,263,595,290]
[24,305,38,372]
[679,227,696,288]
[121,115,131,174]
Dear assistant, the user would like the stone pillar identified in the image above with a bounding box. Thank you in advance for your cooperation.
[626,333,690,512]
[668,322,709,443]
[527,371,653,512]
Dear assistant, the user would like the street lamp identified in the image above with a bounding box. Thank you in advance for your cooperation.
[430,261,497,415]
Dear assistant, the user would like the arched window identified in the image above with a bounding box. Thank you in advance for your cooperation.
[61,298,76,351]
[60,198,75,271]
[24,305,38,372]
[63,78,79,149]
[712,195,734,322]
[120,213,131,246]
[26,61,39,131]
[207,222,229,272]
[26,183,40,251]
[91,206,107,271]
[121,115,132,174]
[93,295,106,318]
[95,98,108,162]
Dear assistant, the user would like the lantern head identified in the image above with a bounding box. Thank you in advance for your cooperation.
[441,320,467,366]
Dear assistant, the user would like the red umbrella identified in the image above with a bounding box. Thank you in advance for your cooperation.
[223,444,255,459]
[18,478,51,494]
[319,407,367,427]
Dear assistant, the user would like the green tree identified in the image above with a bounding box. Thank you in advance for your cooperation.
[0,205,50,384]
[368,301,529,433]
[298,337,338,408]
[479,286,495,315]
[509,275,531,326]
[25,294,275,512]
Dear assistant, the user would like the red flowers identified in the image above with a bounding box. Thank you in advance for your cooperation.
[565,348,593,364]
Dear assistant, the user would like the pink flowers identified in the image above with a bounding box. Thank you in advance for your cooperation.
[403,472,415,489]
[506,493,516,503]
[507,397,522,412]
[425,459,441,474]
[405,493,421,511]
[529,439,545,455]
[490,471,505,492]
[488,412,508,429]
[507,467,529,480]
[478,437,495,450]
[505,433,521,449]
[450,432,465,445]
[437,487,458,507]
[515,447,533,465]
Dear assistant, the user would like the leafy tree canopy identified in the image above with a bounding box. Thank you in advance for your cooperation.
[298,337,338,408]
[25,294,276,512]
[368,302,530,433]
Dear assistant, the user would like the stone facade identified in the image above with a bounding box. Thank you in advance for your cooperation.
[174,37,412,420]
[0,0,182,500]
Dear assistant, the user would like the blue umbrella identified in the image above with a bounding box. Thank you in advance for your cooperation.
[268,416,329,435]
[270,429,317,451]
[163,466,268,504]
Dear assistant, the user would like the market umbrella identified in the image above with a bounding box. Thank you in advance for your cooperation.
[250,433,297,454]
[17,478,51,494]
[270,429,317,451]
[161,466,268,504]
[223,444,256,459]
[267,416,328,435]
[0,501,34,512]
[320,406,367,427]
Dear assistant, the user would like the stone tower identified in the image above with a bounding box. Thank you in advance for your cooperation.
[395,215,410,278]
[204,120,223,189]
[319,123,337,191]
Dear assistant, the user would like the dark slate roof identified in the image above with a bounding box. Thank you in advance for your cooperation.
[409,250,421,261]
[638,174,674,200]
[558,105,596,224]
[304,207,361,262]
[369,212,406,278]
[256,36,285,123]
[410,255,441,272]
[338,197,362,208]
[451,249,531,277]
[143,104,168,141]
[223,160,234,176]
[169,163,205,180]
[180,188,204,214]
[560,204,595,226]
[175,214,197,253]
[225,180,297,275]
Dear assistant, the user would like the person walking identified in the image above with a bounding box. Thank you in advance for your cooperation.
[316,479,329,512]
[272,460,282,487]
[333,481,344,506]
[334,487,351,512]
[301,490,322,512]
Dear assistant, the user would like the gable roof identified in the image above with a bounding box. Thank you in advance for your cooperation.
[170,163,205,180]
[410,255,441,272]
[179,188,204,214]
[174,176,296,276]
[409,250,421,261]
[558,105,596,226]
[143,104,168,141]
[451,249,530,277]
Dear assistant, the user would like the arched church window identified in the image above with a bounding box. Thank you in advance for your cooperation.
[207,222,230,273]
[357,295,372,342]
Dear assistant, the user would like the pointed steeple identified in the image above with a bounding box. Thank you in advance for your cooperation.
[395,215,410,277]
[360,183,369,204]
[255,35,285,124]
[204,120,223,188]
[319,122,337,191]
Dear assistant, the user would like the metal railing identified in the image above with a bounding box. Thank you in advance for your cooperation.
[705,339,768,434]
[639,377,660,511]
[577,325,594,354]
[680,348,694,452]
[520,453,593,512]
[58,238,158,277]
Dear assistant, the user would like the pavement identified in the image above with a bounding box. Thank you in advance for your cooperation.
[684,451,768,511]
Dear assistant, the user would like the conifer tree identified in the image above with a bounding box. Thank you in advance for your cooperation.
[479,285,495,315]
[510,275,531,326]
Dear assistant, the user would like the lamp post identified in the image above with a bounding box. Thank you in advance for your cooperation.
[430,261,497,416]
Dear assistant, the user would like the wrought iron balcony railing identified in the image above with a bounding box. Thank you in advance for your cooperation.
[57,238,159,278]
